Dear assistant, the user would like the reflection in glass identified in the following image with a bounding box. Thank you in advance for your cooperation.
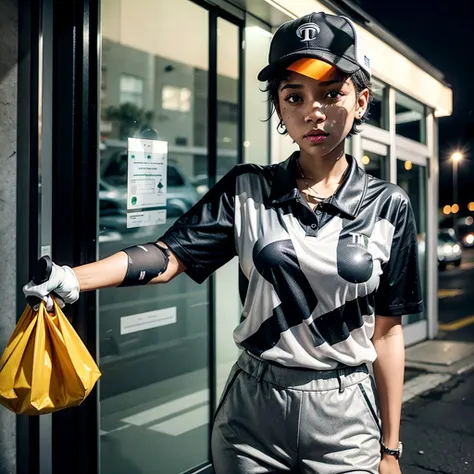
[216,17,240,179]
[99,1,211,473]
[215,17,241,402]
[361,151,386,180]
[397,160,427,325]
[162,85,192,112]
[395,91,426,143]
[244,16,272,165]
[367,79,388,130]
[119,74,144,107]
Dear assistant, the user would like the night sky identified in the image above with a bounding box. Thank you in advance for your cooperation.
[358,0,474,210]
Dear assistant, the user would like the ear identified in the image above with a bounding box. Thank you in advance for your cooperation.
[356,88,370,119]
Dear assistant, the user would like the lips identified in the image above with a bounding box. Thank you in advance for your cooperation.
[304,129,329,138]
[304,130,329,143]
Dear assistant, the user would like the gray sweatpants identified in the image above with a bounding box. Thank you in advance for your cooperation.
[211,351,382,473]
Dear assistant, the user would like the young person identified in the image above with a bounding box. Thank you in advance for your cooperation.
[24,11,422,474]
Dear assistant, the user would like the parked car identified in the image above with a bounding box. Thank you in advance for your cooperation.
[99,149,200,237]
[437,230,462,270]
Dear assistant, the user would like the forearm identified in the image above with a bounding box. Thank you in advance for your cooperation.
[73,241,185,292]
[372,319,405,448]
[73,251,128,291]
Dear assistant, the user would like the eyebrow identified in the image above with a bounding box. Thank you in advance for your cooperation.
[280,83,303,91]
[280,79,347,91]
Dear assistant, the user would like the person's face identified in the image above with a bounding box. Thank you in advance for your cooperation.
[276,69,369,159]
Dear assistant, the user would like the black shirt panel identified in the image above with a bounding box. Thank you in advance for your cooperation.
[374,189,424,316]
[160,165,240,283]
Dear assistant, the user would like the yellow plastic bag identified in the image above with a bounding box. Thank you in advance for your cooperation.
[0,299,101,415]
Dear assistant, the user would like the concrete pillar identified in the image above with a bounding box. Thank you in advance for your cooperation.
[0,0,18,472]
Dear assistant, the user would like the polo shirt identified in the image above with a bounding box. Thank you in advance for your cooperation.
[160,153,424,369]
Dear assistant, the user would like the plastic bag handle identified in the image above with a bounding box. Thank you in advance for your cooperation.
[26,255,53,308]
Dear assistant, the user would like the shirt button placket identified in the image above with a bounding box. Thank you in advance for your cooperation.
[308,222,318,236]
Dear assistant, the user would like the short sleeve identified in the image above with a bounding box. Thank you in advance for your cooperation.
[375,196,424,316]
[159,167,238,284]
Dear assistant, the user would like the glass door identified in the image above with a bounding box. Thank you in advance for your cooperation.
[396,157,428,327]
[98,1,241,473]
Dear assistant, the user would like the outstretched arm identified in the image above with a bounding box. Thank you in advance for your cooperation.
[75,241,186,291]
[23,241,186,307]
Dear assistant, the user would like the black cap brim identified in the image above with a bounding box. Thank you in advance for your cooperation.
[257,49,361,82]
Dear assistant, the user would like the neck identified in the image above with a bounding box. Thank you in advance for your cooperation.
[298,145,348,184]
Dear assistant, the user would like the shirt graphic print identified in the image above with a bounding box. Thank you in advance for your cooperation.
[161,153,423,369]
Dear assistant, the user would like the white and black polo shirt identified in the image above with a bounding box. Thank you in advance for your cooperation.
[160,153,424,369]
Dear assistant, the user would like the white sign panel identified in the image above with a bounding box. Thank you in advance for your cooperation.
[120,307,177,335]
[127,210,166,228]
[127,138,168,224]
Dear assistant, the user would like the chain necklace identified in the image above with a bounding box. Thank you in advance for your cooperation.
[296,156,348,203]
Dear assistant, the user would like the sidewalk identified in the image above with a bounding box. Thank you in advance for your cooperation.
[401,367,474,473]
[400,338,474,473]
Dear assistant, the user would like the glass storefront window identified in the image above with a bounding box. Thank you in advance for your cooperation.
[217,17,240,179]
[99,1,216,472]
[395,91,426,143]
[361,139,388,180]
[215,17,241,401]
[367,78,388,130]
[397,159,427,324]
[119,74,144,107]
[244,15,272,165]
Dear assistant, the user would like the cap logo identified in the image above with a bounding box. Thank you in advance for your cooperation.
[296,23,320,42]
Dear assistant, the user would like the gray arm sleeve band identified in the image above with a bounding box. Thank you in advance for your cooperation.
[118,243,170,287]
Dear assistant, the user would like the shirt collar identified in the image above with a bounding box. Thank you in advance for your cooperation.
[270,152,368,219]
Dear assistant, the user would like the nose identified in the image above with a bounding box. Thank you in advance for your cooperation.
[305,102,326,124]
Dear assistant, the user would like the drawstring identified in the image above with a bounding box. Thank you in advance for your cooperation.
[336,369,345,393]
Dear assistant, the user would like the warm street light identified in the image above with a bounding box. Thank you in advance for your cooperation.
[443,205,451,215]
[468,202,474,212]
[451,203,459,214]
[450,151,463,236]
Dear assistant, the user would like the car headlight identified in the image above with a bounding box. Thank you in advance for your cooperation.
[196,184,209,195]
[443,244,453,255]
[453,244,460,253]
[465,234,474,245]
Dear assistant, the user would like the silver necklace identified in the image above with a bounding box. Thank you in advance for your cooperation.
[295,158,325,201]
[296,157,348,202]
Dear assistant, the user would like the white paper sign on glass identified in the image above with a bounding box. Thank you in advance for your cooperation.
[127,210,166,228]
[127,138,168,211]
[120,307,177,335]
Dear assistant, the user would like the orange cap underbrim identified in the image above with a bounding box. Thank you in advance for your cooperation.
[287,58,337,81]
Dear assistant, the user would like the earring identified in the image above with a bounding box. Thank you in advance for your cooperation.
[277,120,286,134]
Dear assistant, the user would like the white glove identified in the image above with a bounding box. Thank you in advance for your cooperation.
[23,263,80,311]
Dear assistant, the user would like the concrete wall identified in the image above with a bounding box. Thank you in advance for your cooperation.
[0,0,18,472]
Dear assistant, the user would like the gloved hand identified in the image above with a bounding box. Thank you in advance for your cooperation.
[23,263,80,311]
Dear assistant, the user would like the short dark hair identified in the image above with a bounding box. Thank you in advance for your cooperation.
[262,68,373,137]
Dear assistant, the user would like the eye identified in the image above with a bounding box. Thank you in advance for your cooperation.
[325,90,344,100]
[284,94,303,104]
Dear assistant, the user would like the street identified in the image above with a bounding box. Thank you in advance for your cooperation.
[400,248,474,473]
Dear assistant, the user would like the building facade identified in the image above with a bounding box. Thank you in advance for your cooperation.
[0,0,452,473]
